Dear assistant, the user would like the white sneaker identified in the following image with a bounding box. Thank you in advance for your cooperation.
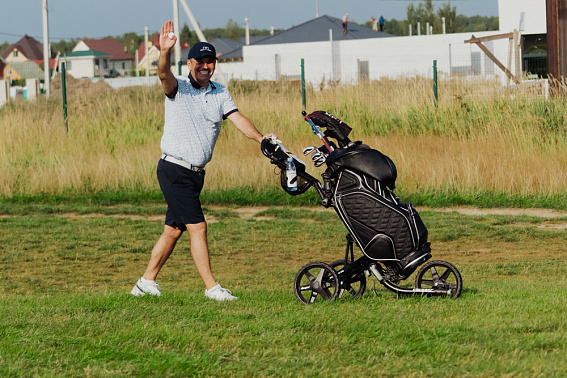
[131,278,161,297]
[205,284,238,301]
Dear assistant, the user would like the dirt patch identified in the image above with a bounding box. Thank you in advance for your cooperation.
[2,206,566,229]
[425,206,567,218]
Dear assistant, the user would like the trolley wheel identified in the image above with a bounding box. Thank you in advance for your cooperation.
[415,260,463,299]
[293,262,340,305]
[329,259,366,299]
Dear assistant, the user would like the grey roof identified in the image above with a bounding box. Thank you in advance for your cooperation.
[208,38,242,57]
[6,61,44,79]
[255,15,394,44]
[219,15,394,61]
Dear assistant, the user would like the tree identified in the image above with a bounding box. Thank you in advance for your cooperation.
[438,1,460,33]
[225,19,243,41]
[0,40,10,53]
[180,23,194,45]
[406,2,426,34]
[384,19,405,36]
[117,32,143,55]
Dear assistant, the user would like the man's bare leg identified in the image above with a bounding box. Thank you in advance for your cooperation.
[142,225,183,281]
[186,222,217,290]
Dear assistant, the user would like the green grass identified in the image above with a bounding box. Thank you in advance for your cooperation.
[2,185,567,212]
[1,206,566,376]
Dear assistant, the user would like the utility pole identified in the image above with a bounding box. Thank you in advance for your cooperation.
[173,0,181,66]
[145,26,149,85]
[42,0,51,96]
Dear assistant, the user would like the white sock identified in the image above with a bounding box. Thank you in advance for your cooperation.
[140,277,154,284]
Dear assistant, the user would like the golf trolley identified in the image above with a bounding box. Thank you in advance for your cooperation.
[261,110,463,305]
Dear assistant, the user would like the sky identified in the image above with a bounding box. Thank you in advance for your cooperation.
[1,0,499,44]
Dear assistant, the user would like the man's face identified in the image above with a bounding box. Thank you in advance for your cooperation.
[188,56,216,87]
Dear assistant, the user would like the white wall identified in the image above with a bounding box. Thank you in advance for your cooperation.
[72,41,89,52]
[499,0,547,34]
[65,57,96,78]
[217,30,517,86]
[0,79,8,107]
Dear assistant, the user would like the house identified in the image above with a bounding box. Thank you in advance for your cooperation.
[1,35,50,63]
[70,38,134,77]
[1,35,55,82]
[0,54,6,79]
[136,33,161,75]
[137,33,190,75]
[63,49,112,78]
[3,61,44,81]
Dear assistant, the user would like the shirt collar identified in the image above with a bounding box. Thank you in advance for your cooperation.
[188,73,216,90]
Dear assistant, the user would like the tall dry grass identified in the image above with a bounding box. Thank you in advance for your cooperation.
[0,76,565,200]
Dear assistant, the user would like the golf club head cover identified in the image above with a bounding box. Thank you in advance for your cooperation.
[308,111,352,146]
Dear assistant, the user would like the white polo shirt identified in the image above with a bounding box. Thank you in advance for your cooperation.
[160,75,238,167]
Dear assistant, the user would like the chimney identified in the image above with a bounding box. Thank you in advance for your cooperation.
[245,18,250,45]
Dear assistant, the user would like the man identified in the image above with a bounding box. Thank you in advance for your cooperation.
[379,16,385,32]
[131,20,275,301]
[342,13,349,34]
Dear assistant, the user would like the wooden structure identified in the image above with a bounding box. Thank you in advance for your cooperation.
[465,30,522,84]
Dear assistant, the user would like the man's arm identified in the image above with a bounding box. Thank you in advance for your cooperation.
[157,20,178,97]
[227,111,276,143]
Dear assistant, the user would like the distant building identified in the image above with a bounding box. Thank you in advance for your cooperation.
[136,33,161,76]
[1,35,55,81]
[213,4,548,86]
[63,49,112,78]
[70,38,134,78]
[138,33,190,75]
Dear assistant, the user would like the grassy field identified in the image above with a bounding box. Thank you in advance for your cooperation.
[1,76,566,208]
[1,77,567,376]
[1,205,566,376]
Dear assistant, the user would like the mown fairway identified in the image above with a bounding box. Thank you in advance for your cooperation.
[1,205,566,376]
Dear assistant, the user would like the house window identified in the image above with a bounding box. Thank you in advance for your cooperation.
[95,59,99,69]
[6,68,11,76]
[66,61,72,70]
[13,51,18,57]
[122,62,125,69]
[103,59,108,69]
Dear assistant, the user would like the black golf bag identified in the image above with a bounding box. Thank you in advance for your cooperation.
[261,110,462,303]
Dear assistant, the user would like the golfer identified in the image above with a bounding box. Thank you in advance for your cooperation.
[132,20,276,301]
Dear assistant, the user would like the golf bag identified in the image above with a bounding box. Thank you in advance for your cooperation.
[261,110,462,304]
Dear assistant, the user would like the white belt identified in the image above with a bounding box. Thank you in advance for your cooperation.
[161,154,205,173]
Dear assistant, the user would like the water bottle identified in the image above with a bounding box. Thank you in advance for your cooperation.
[286,157,298,191]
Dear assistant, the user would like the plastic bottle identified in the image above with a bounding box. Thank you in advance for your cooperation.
[286,157,298,191]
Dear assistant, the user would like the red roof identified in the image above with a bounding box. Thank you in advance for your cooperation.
[32,59,58,69]
[81,38,134,61]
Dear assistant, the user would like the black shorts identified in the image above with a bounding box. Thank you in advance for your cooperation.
[157,159,206,231]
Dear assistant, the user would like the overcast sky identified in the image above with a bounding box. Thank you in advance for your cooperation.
[1,0,499,44]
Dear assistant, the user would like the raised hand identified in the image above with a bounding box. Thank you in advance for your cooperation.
[160,20,177,52]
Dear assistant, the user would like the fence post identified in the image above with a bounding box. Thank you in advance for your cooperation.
[433,59,438,108]
[61,62,68,133]
[301,58,306,111]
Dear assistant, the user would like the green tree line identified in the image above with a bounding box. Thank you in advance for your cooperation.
[364,0,498,36]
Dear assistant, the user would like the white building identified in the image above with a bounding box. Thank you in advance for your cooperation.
[208,0,547,87]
